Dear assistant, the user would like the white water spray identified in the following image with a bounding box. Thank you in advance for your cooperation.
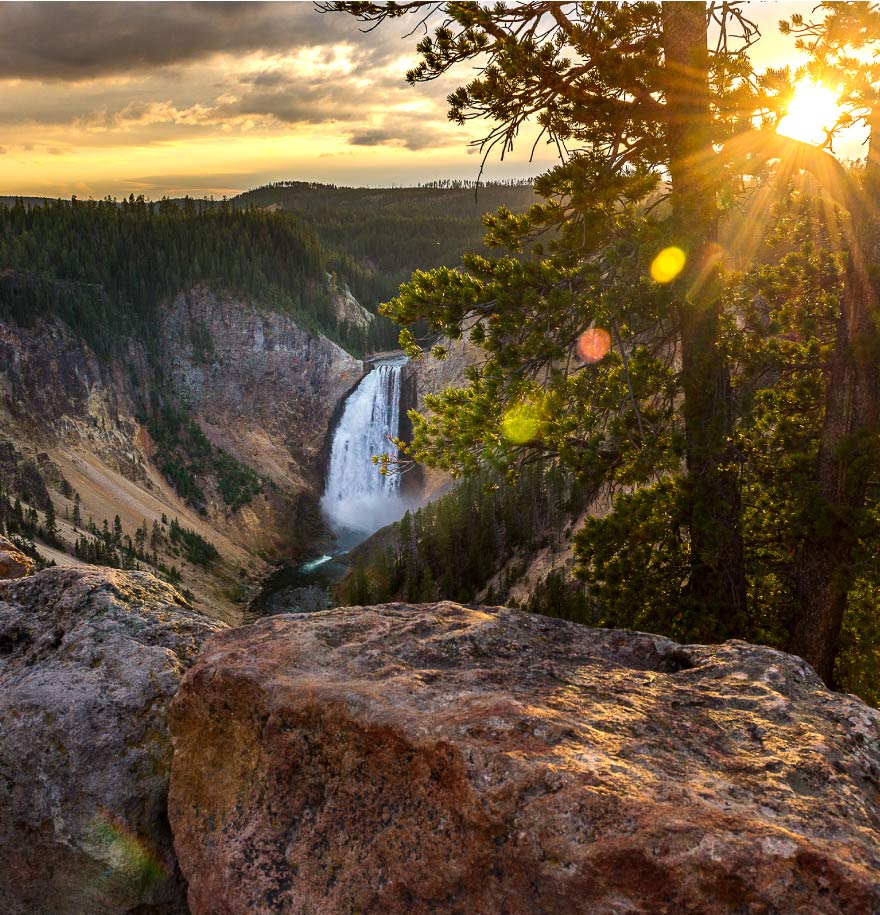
[321,356,409,537]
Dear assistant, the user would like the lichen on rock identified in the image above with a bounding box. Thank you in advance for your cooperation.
[0,535,34,580]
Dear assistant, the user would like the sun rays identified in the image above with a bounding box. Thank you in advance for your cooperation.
[777,79,842,147]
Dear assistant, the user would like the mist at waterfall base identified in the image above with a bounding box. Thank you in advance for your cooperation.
[252,357,416,614]
[321,355,413,548]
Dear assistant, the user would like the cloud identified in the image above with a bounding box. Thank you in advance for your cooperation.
[0,3,528,197]
[0,2,407,81]
[126,172,262,193]
[230,87,362,126]
[346,111,455,151]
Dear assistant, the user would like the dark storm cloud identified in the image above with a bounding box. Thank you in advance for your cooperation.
[230,76,364,125]
[0,2,403,81]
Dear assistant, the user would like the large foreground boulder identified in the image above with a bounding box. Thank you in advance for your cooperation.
[168,602,880,915]
[0,566,226,914]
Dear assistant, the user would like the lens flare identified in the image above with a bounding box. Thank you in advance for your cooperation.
[501,401,542,444]
[88,814,168,894]
[650,246,686,283]
[576,327,611,364]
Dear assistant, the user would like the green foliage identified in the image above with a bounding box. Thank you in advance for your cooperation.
[574,480,691,636]
[146,398,263,512]
[147,402,210,508]
[337,465,593,606]
[213,453,262,512]
[233,180,537,307]
[168,518,219,565]
[0,196,376,356]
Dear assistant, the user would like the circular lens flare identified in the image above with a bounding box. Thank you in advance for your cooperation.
[501,402,541,444]
[650,247,686,283]
[576,327,611,364]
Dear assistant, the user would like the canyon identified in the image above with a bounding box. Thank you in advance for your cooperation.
[0,284,387,621]
[0,185,529,623]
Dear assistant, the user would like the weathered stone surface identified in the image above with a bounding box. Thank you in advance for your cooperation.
[161,288,364,488]
[0,566,226,915]
[0,535,34,580]
[169,602,880,915]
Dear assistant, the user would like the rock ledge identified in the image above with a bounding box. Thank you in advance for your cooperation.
[0,566,226,915]
[0,534,34,580]
[169,601,880,915]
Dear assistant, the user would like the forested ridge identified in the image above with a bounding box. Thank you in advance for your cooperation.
[0,182,536,358]
[339,464,593,606]
[233,180,537,306]
[0,195,386,356]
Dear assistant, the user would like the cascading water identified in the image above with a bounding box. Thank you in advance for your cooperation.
[321,355,409,539]
[252,355,410,613]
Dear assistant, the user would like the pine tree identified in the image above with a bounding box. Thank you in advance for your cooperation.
[774,2,880,683]
[334,1,760,635]
[44,497,57,538]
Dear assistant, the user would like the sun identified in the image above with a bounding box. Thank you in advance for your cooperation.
[777,80,842,147]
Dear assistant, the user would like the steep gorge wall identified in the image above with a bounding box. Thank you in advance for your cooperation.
[161,289,363,491]
[0,288,366,621]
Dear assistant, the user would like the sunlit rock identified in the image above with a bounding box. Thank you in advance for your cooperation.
[0,535,34,580]
[168,602,880,915]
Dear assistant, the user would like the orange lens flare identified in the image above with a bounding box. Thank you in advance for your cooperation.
[650,247,686,283]
[576,327,611,364]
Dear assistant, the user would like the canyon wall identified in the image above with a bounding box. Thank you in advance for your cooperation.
[0,288,366,621]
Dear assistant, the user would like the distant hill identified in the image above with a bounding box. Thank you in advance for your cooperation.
[0,181,537,350]
[0,196,51,209]
[232,180,538,307]
[0,196,384,356]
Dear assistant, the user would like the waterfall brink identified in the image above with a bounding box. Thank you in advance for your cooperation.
[322,356,408,537]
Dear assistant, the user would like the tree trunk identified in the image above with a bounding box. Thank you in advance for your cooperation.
[788,109,880,683]
[662,2,748,638]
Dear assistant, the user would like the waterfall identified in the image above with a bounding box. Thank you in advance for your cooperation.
[321,356,409,537]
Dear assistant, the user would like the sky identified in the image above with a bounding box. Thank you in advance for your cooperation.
[0,1,846,199]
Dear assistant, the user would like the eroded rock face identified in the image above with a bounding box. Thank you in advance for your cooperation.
[0,566,226,915]
[168,602,880,915]
[0,535,34,579]
[161,288,364,489]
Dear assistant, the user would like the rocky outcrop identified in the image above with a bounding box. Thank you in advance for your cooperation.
[0,566,226,915]
[161,288,364,489]
[0,315,147,477]
[168,602,880,915]
[0,535,33,579]
[328,276,373,330]
[406,335,482,414]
